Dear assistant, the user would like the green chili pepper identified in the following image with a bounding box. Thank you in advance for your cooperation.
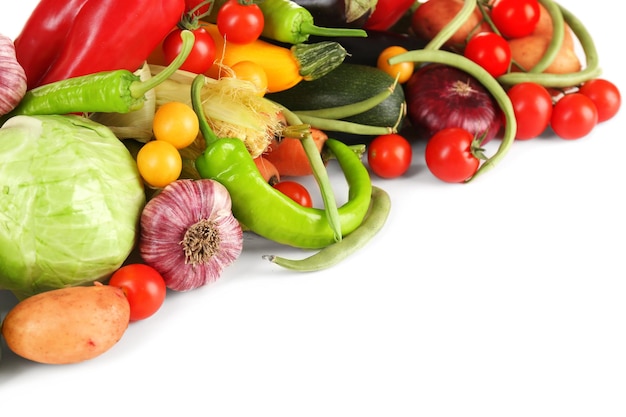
[191,74,373,249]
[263,185,391,271]
[1,31,195,124]
[259,0,368,44]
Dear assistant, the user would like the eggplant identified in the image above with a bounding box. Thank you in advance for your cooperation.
[291,0,376,28]
[309,29,428,67]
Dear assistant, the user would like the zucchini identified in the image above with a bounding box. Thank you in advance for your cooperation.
[267,63,406,144]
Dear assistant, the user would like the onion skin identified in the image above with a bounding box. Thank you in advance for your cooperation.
[0,33,27,117]
[139,179,243,291]
[404,63,502,143]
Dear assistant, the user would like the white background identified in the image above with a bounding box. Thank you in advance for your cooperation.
[1,1,625,416]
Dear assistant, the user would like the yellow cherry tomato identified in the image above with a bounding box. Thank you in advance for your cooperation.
[230,60,268,96]
[152,101,199,149]
[136,140,182,188]
[377,46,415,84]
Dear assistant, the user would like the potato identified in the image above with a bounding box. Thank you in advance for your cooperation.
[411,0,490,50]
[1,283,130,364]
[508,35,582,74]
[532,2,575,50]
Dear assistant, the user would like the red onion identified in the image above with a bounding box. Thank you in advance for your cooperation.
[404,63,502,143]
[139,179,243,291]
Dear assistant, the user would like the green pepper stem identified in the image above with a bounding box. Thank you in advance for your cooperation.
[130,30,195,99]
[278,104,343,242]
[389,48,516,182]
[299,22,367,39]
[191,74,220,144]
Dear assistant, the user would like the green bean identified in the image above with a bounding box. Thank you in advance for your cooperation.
[528,0,565,74]
[263,186,391,271]
[497,2,601,87]
[295,114,397,136]
[425,0,477,50]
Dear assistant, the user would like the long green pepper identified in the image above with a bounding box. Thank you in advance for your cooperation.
[1,31,195,124]
[191,74,372,250]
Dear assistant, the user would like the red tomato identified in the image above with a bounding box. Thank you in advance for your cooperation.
[367,134,413,179]
[273,181,314,208]
[109,264,167,322]
[490,0,541,39]
[163,26,216,74]
[506,82,553,140]
[551,93,598,140]
[216,0,264,44]
[578,78,621,123]
[425,128,480,183]
[463,32,511,78]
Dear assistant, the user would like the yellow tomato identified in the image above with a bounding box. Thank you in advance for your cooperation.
[152,101,199,149]
[377,46,415,84]
[230,60,268,96]
[136,140,182,188]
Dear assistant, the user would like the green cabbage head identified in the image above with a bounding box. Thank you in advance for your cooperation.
[0,115,146,300]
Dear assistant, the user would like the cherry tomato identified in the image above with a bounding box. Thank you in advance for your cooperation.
[425,127,480,183]
[217,0,264,45]
[153,101,199,149]
[273,181,313,207]
[506,82,553,140]
[163,26,216,74]
[367,133,413,179]
[109,264,167,322]
[229,61,268,96]
[463,32,511,78]
[578,78,621,123]
[490,0,541,39]
[136,140,182,188]
[376,46,415,84]
[550,93,598,140]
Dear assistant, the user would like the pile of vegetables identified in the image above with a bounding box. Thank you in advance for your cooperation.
[0,0,621,365]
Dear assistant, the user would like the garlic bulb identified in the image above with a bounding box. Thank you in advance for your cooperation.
[0,33,27,117]
[139,179,243,291]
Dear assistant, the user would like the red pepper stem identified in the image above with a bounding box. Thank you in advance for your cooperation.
[129,30,195,99]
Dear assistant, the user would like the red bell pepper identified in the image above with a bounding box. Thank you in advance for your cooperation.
[14,0,185,89]
[363,0,415,31]
[14,0,91,90]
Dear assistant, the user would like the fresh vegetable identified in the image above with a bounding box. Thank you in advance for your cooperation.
[1,283,130,365]
[273,180,314,207]
[16,0,185,88]
[12,0,90,90]
[404,63,502,143]
[263,186,391,271]
[1,31,195,125]
[367,133,412,179]
[257,0,367,44]
[377,46,414,84]
[152,101,199,149]
[463,32,511,78]
[163,10,217,74]
[136,140,183,188]
[0,115,146,300]
[578,78,621,123]
[227,61,269,96]
[291,0,377,28]
[0,33,27,116]
[264,127,329,177]
[254,156,281,184]
[192,74,372,249]
[139,179,243,291]
[202,22,347,93]
[363,0,416,31]
[424,127,483,183]
[309,29,428,67]
[506,82,553,140]
[550,93,598,140]
[490,0,541,39]
[108,264,167,322]
[266,63,406,143]
[217,0,265,44]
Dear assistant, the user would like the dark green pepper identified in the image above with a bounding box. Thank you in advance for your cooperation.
[191,74,372,250]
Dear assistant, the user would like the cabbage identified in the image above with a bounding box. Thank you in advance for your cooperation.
[0,115,146,299]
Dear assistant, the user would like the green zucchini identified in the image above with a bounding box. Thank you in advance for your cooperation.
[266,63,406,144]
